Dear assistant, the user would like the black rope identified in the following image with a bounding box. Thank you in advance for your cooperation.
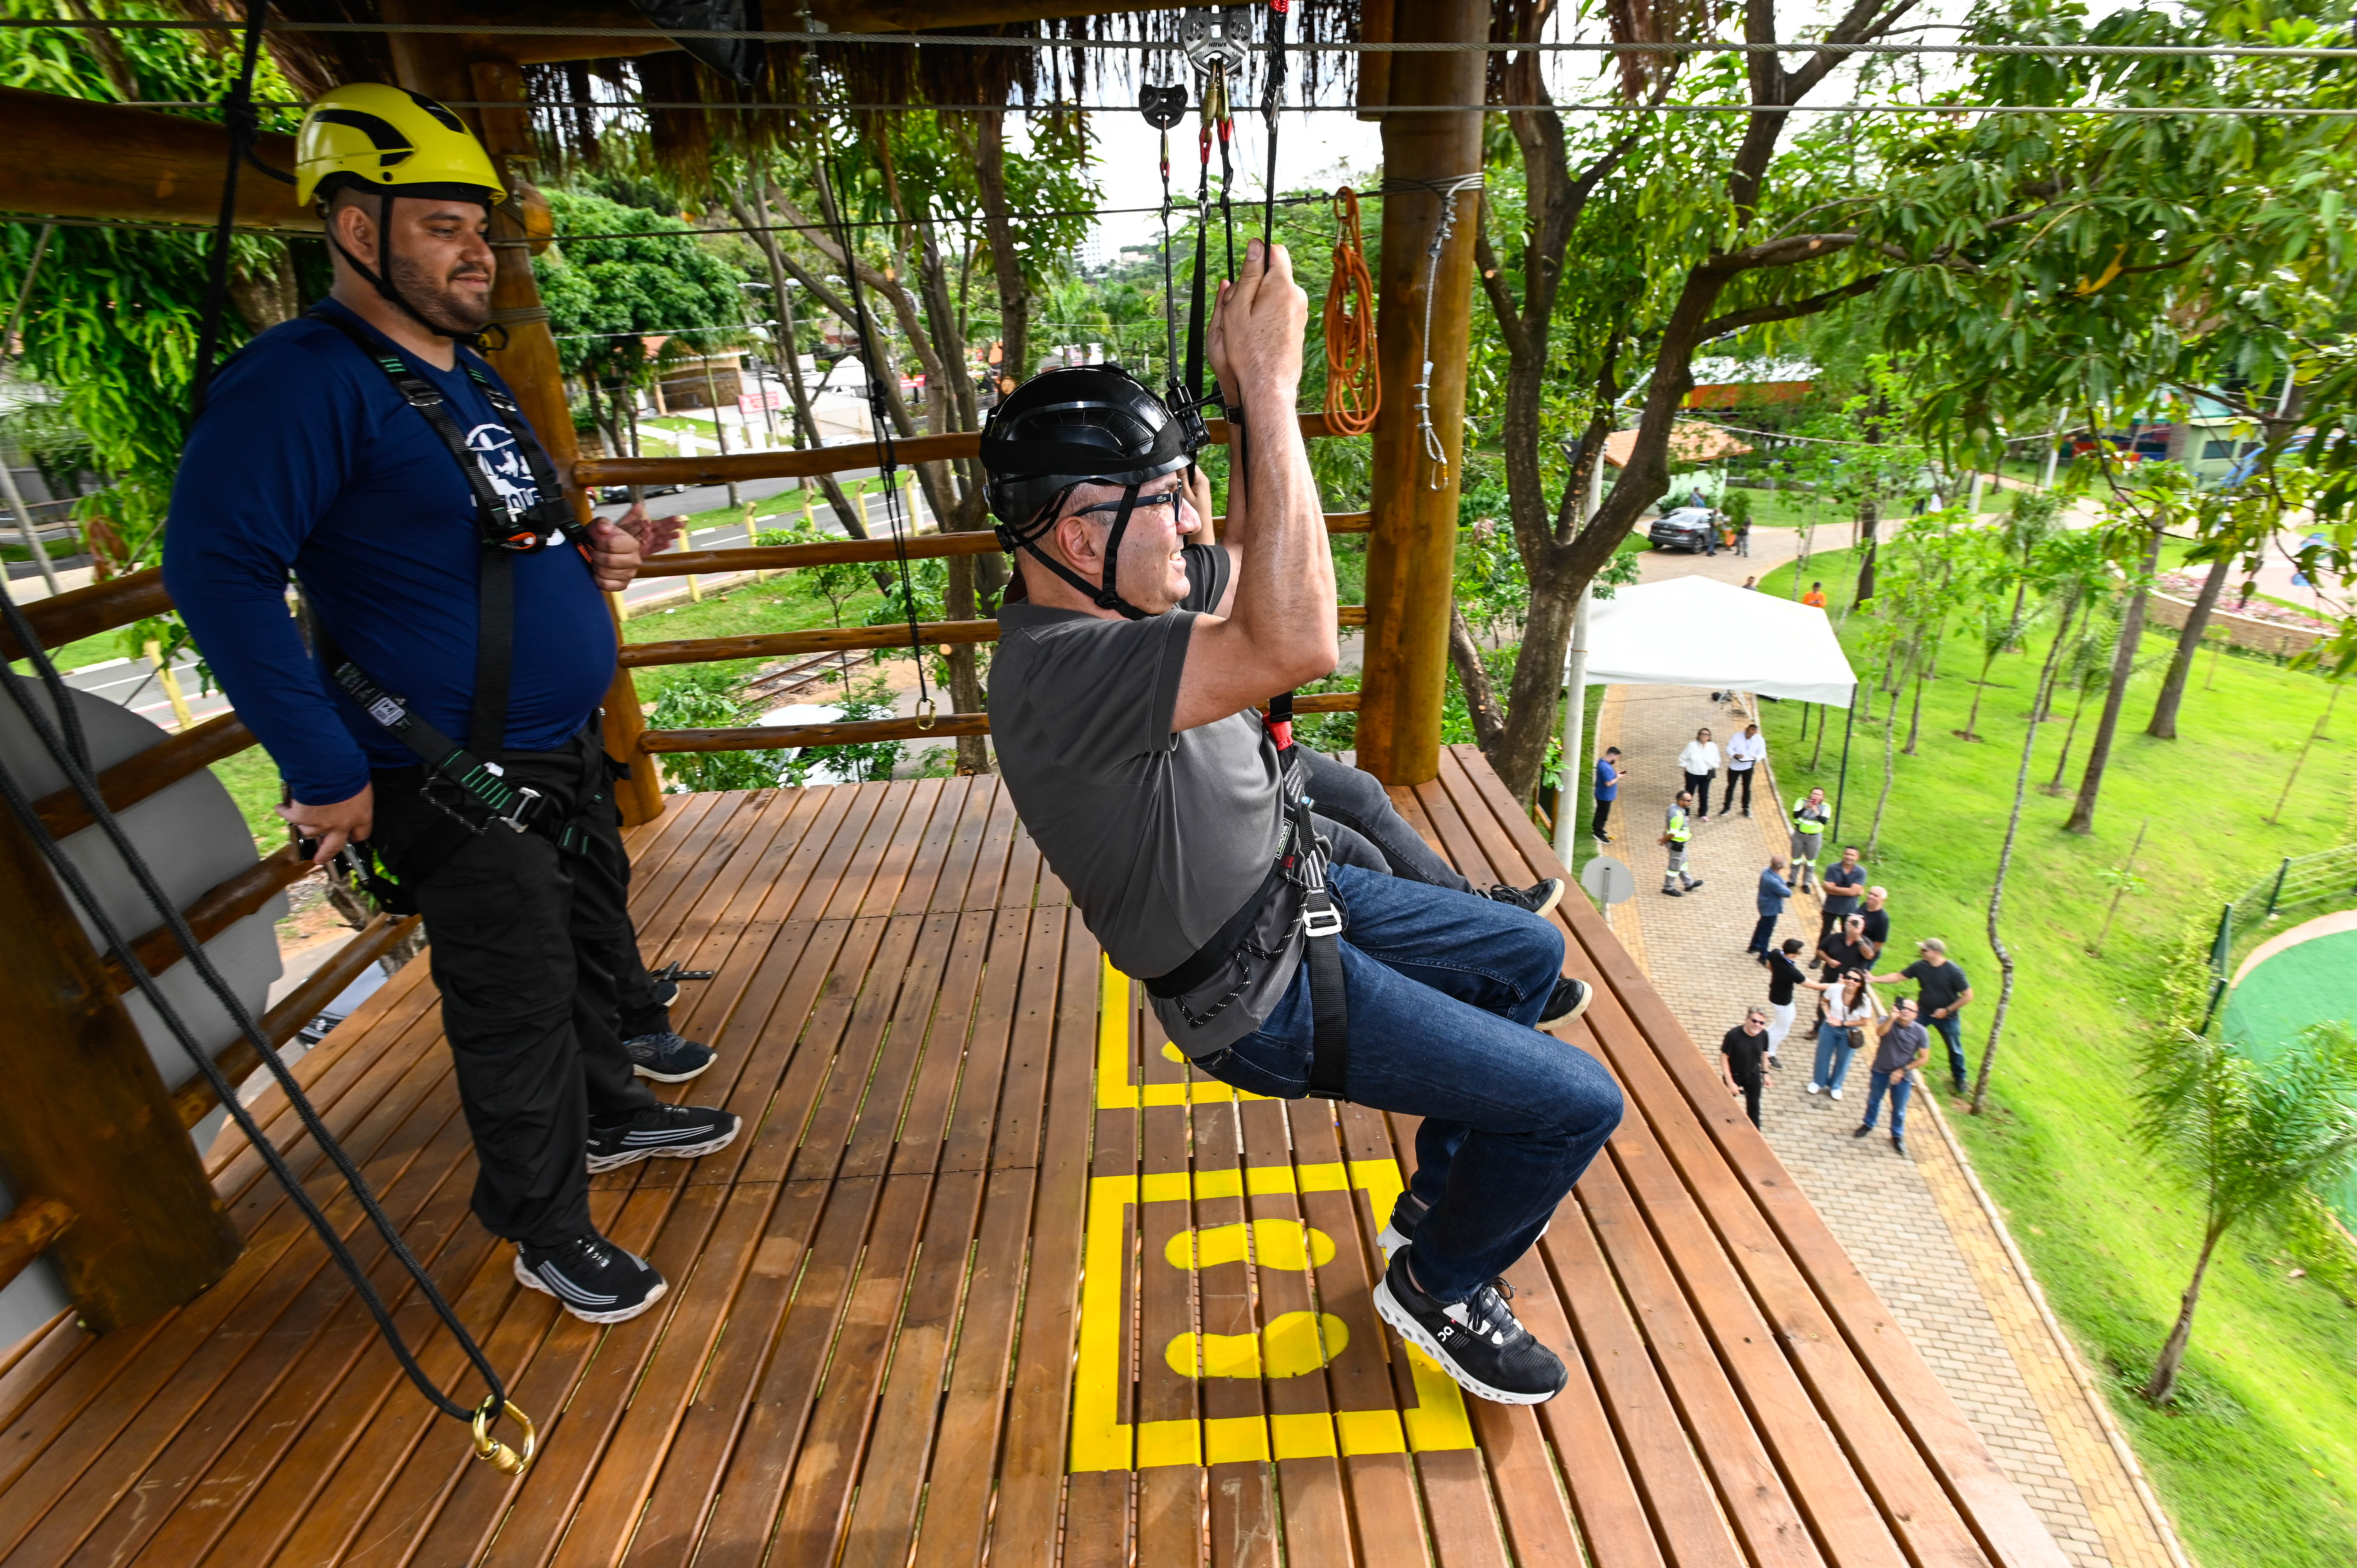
[821,153,932,721]
[1262,1,1288,263]
[0,583,506,1429]
[188,0,270,419]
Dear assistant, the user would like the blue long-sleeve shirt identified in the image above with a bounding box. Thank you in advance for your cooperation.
[163,298,616,803]
[1756,868,1792,916]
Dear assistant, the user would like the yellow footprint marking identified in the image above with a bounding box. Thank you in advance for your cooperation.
[1165,1311,1350,1379]
[1162,1043,1188,1064]
[1165,1219,1336,1273]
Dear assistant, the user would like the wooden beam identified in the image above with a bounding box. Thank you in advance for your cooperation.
[173,913,422,1130]
[0,88,310,230]
[574,412,1346,490]
[0,567,169,662]
[0,1195,75,1295]
[32,712,256,840]
[1356,0,1488,786]
[629,511,1376,578]
[619,619,1002,669]
[0,802,242,1331]
[102,846,309,996]
[636,689,1361,754]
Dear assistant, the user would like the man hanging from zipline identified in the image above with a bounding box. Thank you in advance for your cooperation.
[165,85,736,1325]
[981,236,1623,1406]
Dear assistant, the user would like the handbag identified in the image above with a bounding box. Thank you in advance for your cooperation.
[1846,1026,1868,1052]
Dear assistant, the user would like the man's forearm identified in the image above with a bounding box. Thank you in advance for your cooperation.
[1226,380,1333,668]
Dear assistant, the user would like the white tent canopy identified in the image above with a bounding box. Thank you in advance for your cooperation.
[1575,576,1859,706]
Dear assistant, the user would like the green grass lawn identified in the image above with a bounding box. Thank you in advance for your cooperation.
[1760,548,2357,1568]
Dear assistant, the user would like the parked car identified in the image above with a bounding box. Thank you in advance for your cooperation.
[1648,506,1719,552]
[595,482,687,503]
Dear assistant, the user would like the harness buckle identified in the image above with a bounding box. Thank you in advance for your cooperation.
[1300,901,1344,939]
[495,786,542,833]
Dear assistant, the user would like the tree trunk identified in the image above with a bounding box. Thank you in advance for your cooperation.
[2146,552,2232,739]
[974,112,1030,398]
[2064,523,2166,833]
[734,189,872,552]
[1961,648,1997,740]
[1972,618,2070,1113]
[1866,676,1902,856]
[2142,1224,2225,1404]
[1853,496,1880,607]
[1448,601,1508,754]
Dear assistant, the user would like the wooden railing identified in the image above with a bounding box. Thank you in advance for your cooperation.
[0,1195,74,1295]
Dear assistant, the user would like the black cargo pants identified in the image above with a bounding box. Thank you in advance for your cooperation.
[370,729,660,1249]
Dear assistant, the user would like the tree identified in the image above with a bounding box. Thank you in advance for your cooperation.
[2145,478,2293,739]
[2063,464,2180,833]
[2134,1024,2357,1404]
[1973,527,2108,1112]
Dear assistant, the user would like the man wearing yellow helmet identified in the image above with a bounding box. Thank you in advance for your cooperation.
[164,85,730,1326]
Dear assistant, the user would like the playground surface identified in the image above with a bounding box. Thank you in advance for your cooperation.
[2223,909,2357,1222]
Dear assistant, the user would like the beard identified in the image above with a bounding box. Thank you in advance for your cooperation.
[387,249,493,335]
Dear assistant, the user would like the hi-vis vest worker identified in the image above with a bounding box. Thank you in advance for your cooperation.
[1792,794,1830,840]
[1664,802,1691,843]
[162,85,737,1330]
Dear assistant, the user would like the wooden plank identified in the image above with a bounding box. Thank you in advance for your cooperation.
[979,909,1098,1565]
[1443,750,2059,1568]
[1135,997,1203,1566]
[0,565,170,661]
[618,618,999,669]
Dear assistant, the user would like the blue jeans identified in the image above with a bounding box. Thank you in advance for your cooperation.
[1295,746,1477,894]
[1812,1021,1857,1093]
[1860,1069,1914,1137]
[1928,1014,1967,1084]
[1194,863,1624,1305]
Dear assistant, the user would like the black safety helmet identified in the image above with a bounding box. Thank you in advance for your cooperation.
[982,364,1205,619]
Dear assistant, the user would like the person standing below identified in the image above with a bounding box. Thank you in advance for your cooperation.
[1591,745,1622,844]
[1661,789,1703,896]
[1874,938,1974,1095]
[1721,1009,1773,1127]
[1819,844,1867,939]
[1817,911,1879,982]
[1750,855,1790,960]
[1733,506,1752,557]
[1801,581,1829,609]
[1679,726,1722,822]
[1858,884,1892,952]
[1808,969,1875,1100]
[1723,721,1766,818]
[1789,786,1830,893]
[1852,997,1930,1155]
[1763,938,1811,1064]
[162,88,740,1324]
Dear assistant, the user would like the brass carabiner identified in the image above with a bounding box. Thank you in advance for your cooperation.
[915,697,938,732]
[473,1395,538,1476]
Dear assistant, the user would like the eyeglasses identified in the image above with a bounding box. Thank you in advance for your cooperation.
[1068,489,1186,523]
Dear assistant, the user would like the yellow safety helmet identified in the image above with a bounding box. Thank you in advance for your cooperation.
[294,83,504,208]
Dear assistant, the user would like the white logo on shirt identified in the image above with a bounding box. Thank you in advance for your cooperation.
[464,421,541,517]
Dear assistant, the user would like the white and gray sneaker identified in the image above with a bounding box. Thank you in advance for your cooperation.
[1373,1249,1567,1405]
[514,1232,666,1324]
[585,1102,740,1173]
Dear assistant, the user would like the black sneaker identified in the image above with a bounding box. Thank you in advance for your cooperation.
[625,1030,717,1083]
[1374,1250,1566,1405]
[586,1103,741,1173]
[1484,878,1564,918]
[513,1232,666,1324]
[1539,976,1592,1025]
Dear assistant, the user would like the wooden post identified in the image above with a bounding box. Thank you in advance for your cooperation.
[0,808,242,1330]
[454,52,666,826]
[1354,0,1488,786]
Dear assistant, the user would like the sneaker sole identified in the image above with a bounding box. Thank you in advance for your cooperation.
[1376,1222,1412,1263]
[585,1121,741,1174]
[512,1253,667,1324]
[631,1057,716,1084]
[1541,981,1593,1028]
[1530,881,1564,918]
[1373,1278,1562,1406]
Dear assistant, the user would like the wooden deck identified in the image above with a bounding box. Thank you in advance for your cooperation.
[0,747,2067,1568]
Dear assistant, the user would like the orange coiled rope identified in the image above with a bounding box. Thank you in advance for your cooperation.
[1322,187,1379,435]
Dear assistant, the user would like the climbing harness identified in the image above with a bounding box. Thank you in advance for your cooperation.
[822,152,936,729]
[0,585,532,1476]
[1381,171,1486,488]
[1322,188,1379,435]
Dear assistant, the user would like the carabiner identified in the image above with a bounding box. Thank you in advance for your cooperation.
[472,1396,538,1476]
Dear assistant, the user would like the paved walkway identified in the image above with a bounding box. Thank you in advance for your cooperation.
[1593,562,2188,1568]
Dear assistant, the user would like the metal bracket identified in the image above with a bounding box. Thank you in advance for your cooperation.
[495,786,542,833]
[1179,7,1252,75]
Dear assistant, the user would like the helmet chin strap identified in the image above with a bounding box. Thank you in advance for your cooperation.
[327,188,488,348]
[1004,482,1152,621]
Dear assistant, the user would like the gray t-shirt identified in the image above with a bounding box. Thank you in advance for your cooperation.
[989,546,1304,1056]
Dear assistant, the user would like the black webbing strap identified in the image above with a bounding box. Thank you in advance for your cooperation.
[470,547,513,754]
[306,309,589,555]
